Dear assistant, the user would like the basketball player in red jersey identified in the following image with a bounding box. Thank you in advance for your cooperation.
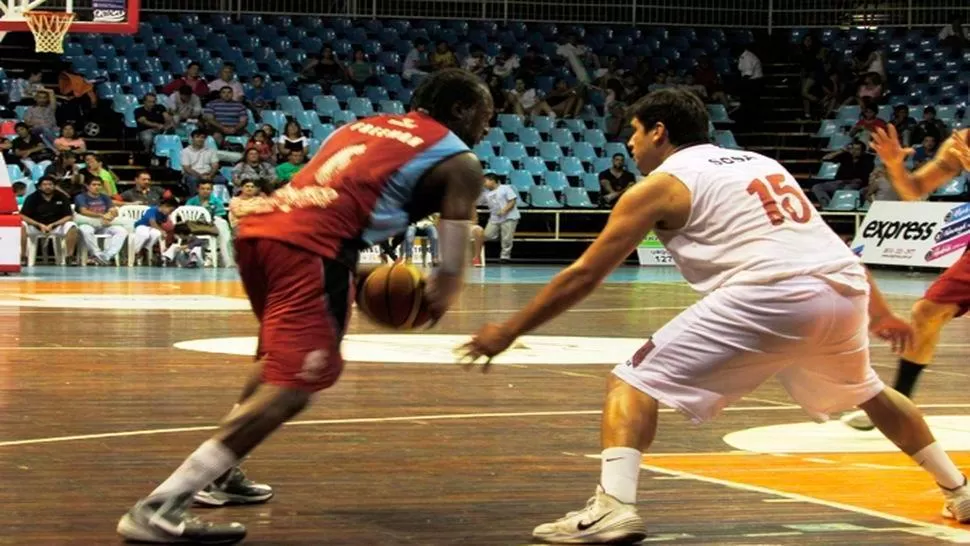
[117,69,493,544]
[461,89,970,544]
[843,125,970,431]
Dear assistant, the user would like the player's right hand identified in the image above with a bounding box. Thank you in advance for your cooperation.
[871,125,914,166]
[870,312,914,355]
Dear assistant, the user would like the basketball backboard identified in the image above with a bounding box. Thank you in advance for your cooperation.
[0,0,139,34]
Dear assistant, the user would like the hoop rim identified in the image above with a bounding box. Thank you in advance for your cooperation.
[0,0,140,35]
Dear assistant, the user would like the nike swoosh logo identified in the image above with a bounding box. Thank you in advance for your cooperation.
[577,512,611,531]
[604,457,623,462]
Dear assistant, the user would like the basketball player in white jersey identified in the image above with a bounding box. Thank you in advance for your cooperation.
[459,88,970,544]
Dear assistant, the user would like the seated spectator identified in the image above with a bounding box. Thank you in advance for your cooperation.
[8,70,44,105]
[12,122,52,168]
[300,46,346,90]
[648,71,673,93]
[0,137,16,167]
[599,153,636,207]
[940,14,969,51]
[275,149,305,184]
[510,79,554,117]
[797,36,825,118]
[228,180,260,228]
[545,79,584,118]
[73,176,127,264]
[431,41,459,71]
[849,103,888,143]
[135,93,175,152]
[814,139,874,207]
[403,38,431,81]
[404,214,439,266]
[23,89,58,147]
[45,151,84,196]
[202,87,249,137]
[518,47,548,82]
[162,62,209,97]
[866,163,899,203]
[232,148,277,193]
[210,130,244,165]
[912,134,939,169]
[180,130,225,195]
[848,73,883,106]
[487,75,522,117]
[53,123,86,153]
[244,74,275,113]
[346,49,378,92]
[207,63,245,102]
[246,129,275,164]
[490,49,520,78]
[678,74,709,102]
[277,121,308,161]
[555,34,592,83]
[819,58,843,115]
[851,42,886,82]
[186,180,233,266]
[13,181,27,206]
[132,198,178,256]
[470,173,519,263]
[120,171,164,205]
[83,152,119,196]
[911,106,951,143]
[168,85,203,124]
[462,46,490,77]
[260,123,278,143]
[19,176,78,263]
[889,104,917,146]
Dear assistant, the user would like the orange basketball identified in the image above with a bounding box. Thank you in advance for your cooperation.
[356,263,431,330]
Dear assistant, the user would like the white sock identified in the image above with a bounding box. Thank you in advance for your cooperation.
[147,440,239,502]
[912,442,965,489]
[600,447,641,504]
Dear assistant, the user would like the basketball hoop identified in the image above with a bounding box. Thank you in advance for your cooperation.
[23,10,75,53]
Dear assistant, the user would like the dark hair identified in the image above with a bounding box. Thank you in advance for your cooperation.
[925,106,937,114]
[12,181,26,191]
[612,153,625,160]
[849,138,864,148]
[414,37,428,47]
[252,74,264,80]
[160,197,179,208]
[14,122,28,131]
[38,176,55,185]
[197,179,213,187]
[178,84,193,95]
[191,129,207,138]
[410,68,487,124]
[219,86,233,93]
[187,62,200,69]
[136,170,152,179]
[630,88,710,148]
[221,62,236,70]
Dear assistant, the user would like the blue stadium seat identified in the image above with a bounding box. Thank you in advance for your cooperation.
[509,170,536,193]
[815,120,841,138]
[529,185,562,208]
[516,127,542,147]
[550,128,576,149]
[571,142,597,163]
[537,142,563,161]
[499,114,526,133]
[331,84,357,101]
[824,190,860,211]
[564,187,596,208]
[277,96,304,116]
[299,84,324,104]
[313,95,342,117]
[261,110,288,134]
[815,162,840,180]
[347,97,375,117]
[7,164,25,184]
[473,142,496,159]
[582,129,607,149]
[713,130,740,149]
[332,110,358,125]
[487,156,513,176]
[825,133,852,151]
[520,157,548,175]
[364,86,390,103]
[559,157,586,178]
[485,127,507,145]
[295,110,321,131]
[561,119,586,133]
[582,173,601,193]
[707,104,733,123]
[501,142,528,162]
[836,105,861,124]
[379,100,405,114]
[604,142,629,158]
[312,123,336,140]
[543,171,568,191]
[531,115,556,134]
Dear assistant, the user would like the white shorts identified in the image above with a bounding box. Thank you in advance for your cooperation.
[25,222,76,239]
[612,277,885,423]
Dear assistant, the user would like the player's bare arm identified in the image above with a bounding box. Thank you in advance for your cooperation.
[458,172,691,367]
[872,126,966,200]
[865,269,914,354]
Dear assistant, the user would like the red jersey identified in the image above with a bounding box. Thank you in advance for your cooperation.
[233,112,469,262]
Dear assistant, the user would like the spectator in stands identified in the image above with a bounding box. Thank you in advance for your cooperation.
[471,173,519,263]
[0,137,15,167]
[180,130,223,195]
[403,38,431,81]
[599,153,636,207]
[243,74,275,115]
[277,121,308,161]
[207,63,244,102]
[74,176,127,265]
[228,180,260,228]
[510,79,554,117]
[819,56,844,115]
[911,106,950,143]
[797,35,825,119]
[246,129,275,164]
[301,46,346,91]
[162,62,208,97]
[849,103,888,143]
[848,73,884,106]
[275,148,305,184]
[912,134,939,169]
[490,48,520,78]
[556,34,592,83]
[518,47,548,82]
[120,171,164,205]
[132,198,178,256]
[890,104,917,146]
[462,46,490,77]
[53,123,86,153]
[23,89,58,147]
[8,70,44,105]
[135,93,175,152]
[210,130,244,165]
[940,14,969,52]
[346,49,377,93]
[736,44,764,127]
[12,123,52,168]
[46,151,83,196]
[814,139,874,207]
[431,41,459,71]
[202,87,249,137]
[545,79,584,118]
[648,71,673,93]
[168,85,203,124]
[260,123,278,142]
[232,148,277,193]
[403,214,439,266]
[83,152,119,196]
[487,75,520,117]
[13,182,26,207]
[866,163,899,202]
[852,41,886,82]
[19,176,79,264]
[185,180,232,266]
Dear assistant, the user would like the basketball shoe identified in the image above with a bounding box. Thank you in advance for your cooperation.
[193,466,274,507]
[532,486,647,544]
[841,409,875,431]
[117,493,246,544]
[943,478,970,523]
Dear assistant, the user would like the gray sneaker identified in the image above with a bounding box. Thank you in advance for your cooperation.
[193,466,274,507]
[117,495,246,544]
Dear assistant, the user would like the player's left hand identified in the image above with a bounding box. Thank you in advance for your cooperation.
[456,323,516,373]
[870,313,914,355]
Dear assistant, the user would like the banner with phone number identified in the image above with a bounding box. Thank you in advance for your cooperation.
[636,232,674,266]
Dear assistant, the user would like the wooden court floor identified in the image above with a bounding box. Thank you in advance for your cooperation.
[1,270,969,545]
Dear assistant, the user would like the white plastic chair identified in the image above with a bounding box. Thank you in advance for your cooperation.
[117,204,153,266]
[22,221,65,266]
[171,206,218,268]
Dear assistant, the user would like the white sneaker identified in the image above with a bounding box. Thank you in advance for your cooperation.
[942,479,970,523]
[841,410,875,431]
[532,486,647,544]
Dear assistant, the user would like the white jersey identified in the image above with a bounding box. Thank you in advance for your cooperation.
[653,144,868,295]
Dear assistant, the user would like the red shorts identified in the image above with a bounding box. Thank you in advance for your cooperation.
[234,238,354,392]
[924,249,970,318]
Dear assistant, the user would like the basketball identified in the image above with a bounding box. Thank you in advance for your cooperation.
[356,263,431,330]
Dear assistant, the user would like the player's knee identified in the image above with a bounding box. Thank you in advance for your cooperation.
[911,299,956,327]
[470,225,484,241]
[266,389,312,422]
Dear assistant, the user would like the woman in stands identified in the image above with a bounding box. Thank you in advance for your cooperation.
[53,123,87,154]
[276,121,308,163]
[232,148,277,195]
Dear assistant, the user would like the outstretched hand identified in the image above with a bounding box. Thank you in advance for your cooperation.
[456,323,517,373]
[870,125,915,166]
[870,313,914,355]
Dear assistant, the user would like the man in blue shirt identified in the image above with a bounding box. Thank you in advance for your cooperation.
[74,176,128,265]
[471,172,520,263]
[132,198,178,256]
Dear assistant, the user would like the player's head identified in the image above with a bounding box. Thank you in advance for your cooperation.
[628,88,710,174]
[410,68,493,147]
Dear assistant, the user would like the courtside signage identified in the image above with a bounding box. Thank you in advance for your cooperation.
[850,201,970,268]
[637,232,674,266]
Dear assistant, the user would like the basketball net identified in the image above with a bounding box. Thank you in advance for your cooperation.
[23,10,75,53]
